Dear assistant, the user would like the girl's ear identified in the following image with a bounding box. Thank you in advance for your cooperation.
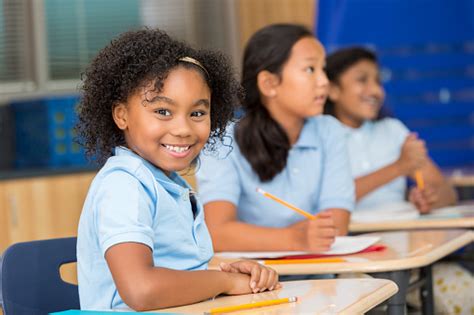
[257,70,279,98]
[112,103,128,130]
[328,82,341,102]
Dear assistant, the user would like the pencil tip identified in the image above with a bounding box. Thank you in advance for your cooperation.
[256,187,264,194]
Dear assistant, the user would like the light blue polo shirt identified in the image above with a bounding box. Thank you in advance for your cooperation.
[344,118,410,211]
[77,147,213,310]
[197,115,354,227]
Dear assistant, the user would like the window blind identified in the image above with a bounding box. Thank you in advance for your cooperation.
[0,0,30,85]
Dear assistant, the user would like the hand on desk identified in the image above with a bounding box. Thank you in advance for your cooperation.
[409,186,438,214]
[287,210,336,252]
[219,260,281,294]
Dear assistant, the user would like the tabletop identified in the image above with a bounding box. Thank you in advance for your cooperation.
[210,229,473,275]
[152,278,398,315]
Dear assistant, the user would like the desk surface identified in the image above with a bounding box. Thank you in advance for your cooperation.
[350,203,474,232]
[445,166,474,187]
[211,229,473,275]
[153,278,398,315]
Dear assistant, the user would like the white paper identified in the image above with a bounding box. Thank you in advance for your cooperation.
[351,201,419,223]
[421,204,474,219]
[214,236,381,259]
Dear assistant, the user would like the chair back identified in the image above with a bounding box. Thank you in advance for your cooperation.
[1,237,79,315]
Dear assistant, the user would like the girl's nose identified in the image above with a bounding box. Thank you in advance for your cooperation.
[370,81,385,99]
[170,116,192,137]
[317,71,329,87]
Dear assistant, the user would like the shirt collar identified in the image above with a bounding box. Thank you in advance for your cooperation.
[114,146,190,195]
[344,120,373,134]
[293,119,319,149]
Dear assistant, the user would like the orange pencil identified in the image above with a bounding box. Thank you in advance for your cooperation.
[261,257,345,265]
[415,170,425,190]
[205,296,298,314]
[256,188,315,220]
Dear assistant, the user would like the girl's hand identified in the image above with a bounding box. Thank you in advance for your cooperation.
[219,261,280,293]
[409,186,438,214]
[287,210,336,252]
[397,134,428,175]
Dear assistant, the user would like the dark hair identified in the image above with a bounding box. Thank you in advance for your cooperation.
[76,28,242,165]
[236,23,313,181]
[324,46,388,119]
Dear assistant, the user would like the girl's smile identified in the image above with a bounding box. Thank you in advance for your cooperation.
[328,59,384,128]
[161,143,193,158]
[113,66,211,175]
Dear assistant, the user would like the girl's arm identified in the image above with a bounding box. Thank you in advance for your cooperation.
[408,158,457,212]
[105,242,277,311]
[354,161,406,200]
[355,134,427,201]
[204,200,337,252]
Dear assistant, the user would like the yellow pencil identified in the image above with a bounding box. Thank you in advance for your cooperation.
[205,296,298,314]
[262,257,345,265]
[256,188,315,220]
[415,170,425,190]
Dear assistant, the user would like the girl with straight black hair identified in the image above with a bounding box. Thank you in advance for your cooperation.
[197,24,354,252]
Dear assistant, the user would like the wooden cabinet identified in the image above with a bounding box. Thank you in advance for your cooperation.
[0,172,95,254]
[237,0,315,49]
[0,170,200,255]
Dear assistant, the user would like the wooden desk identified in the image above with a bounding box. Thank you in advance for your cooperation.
[445,167,474,200]
[153,278,398,315]
[445,166,474,187]
[212,229,473,315]
[350,204,474,233]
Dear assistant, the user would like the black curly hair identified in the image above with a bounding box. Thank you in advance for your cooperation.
[76,28,242,165]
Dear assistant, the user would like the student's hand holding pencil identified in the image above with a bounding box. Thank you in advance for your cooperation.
[396,133,428,176]
[408,186,438,214]
[286,210,336,252]
[219,260,281,294]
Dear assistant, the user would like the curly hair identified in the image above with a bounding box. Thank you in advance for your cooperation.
[76,28,242,165]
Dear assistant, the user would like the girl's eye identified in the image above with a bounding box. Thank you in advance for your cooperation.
[155,109,171,116]
[305,66,315,74]
[191,111,207,117]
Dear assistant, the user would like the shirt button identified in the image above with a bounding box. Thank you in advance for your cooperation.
[362,161,370,170]
[182,192,189,201]
[293,168,299,174]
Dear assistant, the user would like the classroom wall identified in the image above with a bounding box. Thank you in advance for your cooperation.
[237,0,315,50]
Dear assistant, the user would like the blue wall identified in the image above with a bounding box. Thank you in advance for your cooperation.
[317,0,474,167]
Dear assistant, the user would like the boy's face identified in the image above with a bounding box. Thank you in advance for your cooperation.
[113,66,211,175]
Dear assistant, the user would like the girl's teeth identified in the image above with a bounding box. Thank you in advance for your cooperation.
[165,145,190,153]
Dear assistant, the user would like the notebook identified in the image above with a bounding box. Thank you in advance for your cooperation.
[418,204,473,220]
[215,236,381,259]
[351,201,420,223]
[50,311,181,315]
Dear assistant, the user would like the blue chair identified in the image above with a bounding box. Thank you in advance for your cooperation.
[1,237,80,315]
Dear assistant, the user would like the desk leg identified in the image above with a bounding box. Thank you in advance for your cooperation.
[371,270,410,315]
[420,265,434,315]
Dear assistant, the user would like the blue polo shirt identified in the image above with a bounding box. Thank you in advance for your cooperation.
[197,115,354,227]
[77,147,213,310]
[344,118,409,211]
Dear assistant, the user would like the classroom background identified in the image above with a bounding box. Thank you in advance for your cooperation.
[0,0,473,313]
